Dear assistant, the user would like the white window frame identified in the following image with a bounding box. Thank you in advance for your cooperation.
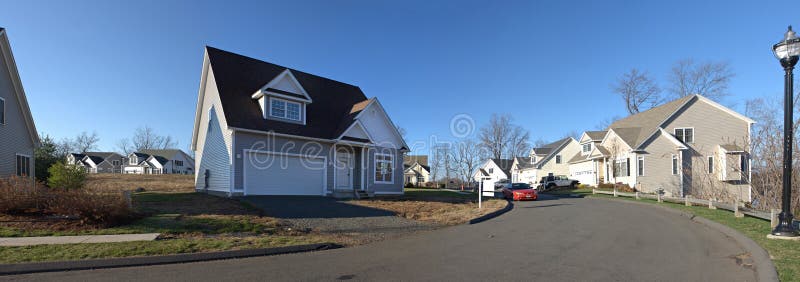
[671,154,679,175]
[556,154,562,164]
[582,143,591,153]
[175,160,183,167]
[16,154,31,177]
[374,152,395,184]
[707,156,714,174]
[0,97,5,125]
[488,168,494,174]
[637,156,644,176]
[130,156,138,165]
[269,97,302,122]
[674,127,694,144]
[112,160,120,166]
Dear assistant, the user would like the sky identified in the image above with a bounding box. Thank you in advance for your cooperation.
[0,0,796,154]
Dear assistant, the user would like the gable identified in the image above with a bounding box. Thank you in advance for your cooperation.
[354,99,406,149]
[601,130,633,154]
[340,121,372,141]
[0,29,38,147]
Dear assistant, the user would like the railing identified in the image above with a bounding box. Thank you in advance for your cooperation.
[592,189,785,228]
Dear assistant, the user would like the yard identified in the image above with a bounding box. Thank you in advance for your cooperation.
[543,187,800,282]
[0,179,507,263]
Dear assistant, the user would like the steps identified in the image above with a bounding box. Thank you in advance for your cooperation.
[354,190,371,199]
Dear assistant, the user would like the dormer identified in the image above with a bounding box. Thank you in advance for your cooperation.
[251,69,311,125]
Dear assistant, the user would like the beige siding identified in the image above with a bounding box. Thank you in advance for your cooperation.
[0,45,33,178]
[538,140,581,178]
[194,66,233,193]
[662,98,750,201]
[638,134,683,196]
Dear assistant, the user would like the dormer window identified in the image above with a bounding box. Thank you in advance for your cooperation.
[269,98,301,121]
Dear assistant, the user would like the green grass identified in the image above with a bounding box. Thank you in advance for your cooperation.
[0,235,325,263]
[402,188,476,199]
[556,189,800,281]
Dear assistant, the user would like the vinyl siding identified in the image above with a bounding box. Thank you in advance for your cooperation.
[0,46,33,178]
[194,66,232,193]
[637,134,683,196]
[537,140,581,178]
[365,146,403,193]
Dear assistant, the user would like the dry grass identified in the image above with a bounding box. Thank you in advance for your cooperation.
[84,174,195,193]
[351,199,506,225]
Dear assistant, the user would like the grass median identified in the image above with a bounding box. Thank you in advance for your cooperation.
[545,187,800,281]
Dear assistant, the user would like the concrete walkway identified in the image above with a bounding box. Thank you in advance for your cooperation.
[0,233,160,247]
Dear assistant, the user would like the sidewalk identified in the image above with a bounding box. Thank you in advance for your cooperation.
[0,233,160,247]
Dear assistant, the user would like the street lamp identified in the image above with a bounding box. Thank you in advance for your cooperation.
[771,26,800,238]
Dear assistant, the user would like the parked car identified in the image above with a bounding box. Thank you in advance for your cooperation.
[501,183,538,201]
[538,175,579,189]
[494,179,510,189]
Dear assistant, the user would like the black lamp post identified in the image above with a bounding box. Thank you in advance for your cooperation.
[771,26,800,238]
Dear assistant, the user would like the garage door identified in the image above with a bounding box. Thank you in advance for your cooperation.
[244,151,326,196]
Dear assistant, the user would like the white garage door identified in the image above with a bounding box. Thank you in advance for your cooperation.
[244,151,326,196]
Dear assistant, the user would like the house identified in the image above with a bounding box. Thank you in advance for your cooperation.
[190,47,408,197]
[403,155,430,186]
[472,158,513,184]
[510,137,580,184]
[567,131,607,186]
[567,94,754,201]
[0,28,38,179]
[67,152,125,173]
[139,149,195,175]
[123,152,155,174]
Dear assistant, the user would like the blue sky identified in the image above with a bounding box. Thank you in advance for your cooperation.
[0,0,795,153]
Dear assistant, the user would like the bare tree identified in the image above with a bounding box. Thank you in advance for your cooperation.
[117,126,178,153]
[594,115,622,130]
[454,138,482,183]
[73,131,100,153]
[563,130,581,140]
[505,126,531,158]
[479,114,512,160]
[668,59,734,101]
[612,68,662,114]
[533,138,547,148]
[429,144,447,186]
[56,137,75,157]
[116,138,133,155]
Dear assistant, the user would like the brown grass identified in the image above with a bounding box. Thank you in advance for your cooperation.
[350,192,507,226]
[84,174,195,193]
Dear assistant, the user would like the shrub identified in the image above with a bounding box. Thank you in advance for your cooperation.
[47,162,87,190]
[405,182,414,188]
[0,176,49,214]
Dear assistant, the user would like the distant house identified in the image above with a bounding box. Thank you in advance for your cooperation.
[123,149,194,175]
[190,47,408,197]
[403,155,430,186]
[566,95,754,200]
[510,137,580,184]
[473,158,513,183]
[567,131,607,186]
[0,28,39,179]
[67,152,125,173]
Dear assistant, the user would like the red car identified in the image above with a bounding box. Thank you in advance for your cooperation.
[501,183,538,201]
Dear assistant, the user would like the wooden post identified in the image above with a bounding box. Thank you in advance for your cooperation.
[771,209,780,228]
[613,188,618,197]
[708,199,716,210]
[685,195,692,206]
[592,188,596,195]
[635,192,640,200]
[657,193,663,203]
[734,203,744,218]
[122,190,133,209]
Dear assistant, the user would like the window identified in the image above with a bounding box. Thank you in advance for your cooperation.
[674,128,694,143]
[582,143,591,153]
[556,155,562,164]
[417,176,425,183]
[16,155,30,177]
[707,156,714,174]
[740,155,747,173]
[488,168,494,173]
[672,154,679,175]
[0,97,5,124]
[207,108,214,133]
[112,160,120,166]
[175,160,184,167]
[613,159,629,177]
[269,98,301,121]
[637,156,644,176]
[374,153,394,183]
[130,156,138,165]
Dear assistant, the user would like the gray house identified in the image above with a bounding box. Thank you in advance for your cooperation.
[139,149,195,175]
[67,152,125,173]
[0,28,38,179]
[191,47,408,197]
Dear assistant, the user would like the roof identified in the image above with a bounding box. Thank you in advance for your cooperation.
[404,155,428,166]
[514,157,535,169]
[86,156,104,165]
[0,28,39,146]
[606,95,695,148]
[204,46,370,140]
[132,152,151,159]
[84,152,121,159]
[479,168,489,176]
[149,155,170,165]
[491,158,514,177]
[567,152,588,164]
[720,144,745,152]
[594,145,610,156]
[584,131,607,141]
[530,137,574,168]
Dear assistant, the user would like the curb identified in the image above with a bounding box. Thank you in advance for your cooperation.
[0,242,342,276]
[590,197,779,282]
[469,199,514,224]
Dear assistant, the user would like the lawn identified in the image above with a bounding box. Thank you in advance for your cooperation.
[349,188,506,225]
[544,188,800,282]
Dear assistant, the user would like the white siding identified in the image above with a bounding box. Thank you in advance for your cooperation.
[194,66,232,193]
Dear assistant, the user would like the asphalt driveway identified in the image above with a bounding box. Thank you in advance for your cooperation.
[12,195,758,281]
[241,196,437,235]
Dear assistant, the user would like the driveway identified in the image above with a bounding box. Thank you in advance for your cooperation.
[241,196,437,238]
[12,195,757,281]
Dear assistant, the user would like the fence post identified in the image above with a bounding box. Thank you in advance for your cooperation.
[122,190,133,209]
[592,188,596,195]
[657,193,663,203]
[708,199,716,210]
[684,195,691,206]
[613,188,618,197]
[635,192,640,200]
[771,209,780,228]
[734,203,744,218]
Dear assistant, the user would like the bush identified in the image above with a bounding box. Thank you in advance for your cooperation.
[47,162,87,190]
[0,176,134,226]
[405,182,414,188]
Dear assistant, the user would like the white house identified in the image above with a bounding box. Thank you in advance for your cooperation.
[0,28,39,179]
[191,47,408,197]
[511,137,580,185]
[472,158,513,184]
[567,131,607,186]
[403,155,430,186]
[123,149,195,175]
[67,152,125,174]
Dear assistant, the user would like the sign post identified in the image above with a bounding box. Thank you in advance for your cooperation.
[478,181,482,209]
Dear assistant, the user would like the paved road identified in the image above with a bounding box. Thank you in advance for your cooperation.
[7,195,757,281]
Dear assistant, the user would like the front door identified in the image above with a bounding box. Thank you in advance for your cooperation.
[336,152,353,189]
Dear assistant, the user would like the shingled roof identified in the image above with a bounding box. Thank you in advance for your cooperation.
[205,46,370,140]
[606,95,695,148]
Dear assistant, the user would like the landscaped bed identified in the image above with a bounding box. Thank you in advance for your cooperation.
[544,187,800,282]
[349,188,507,225]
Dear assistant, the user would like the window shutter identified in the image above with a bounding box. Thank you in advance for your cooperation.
[626,158,630,177]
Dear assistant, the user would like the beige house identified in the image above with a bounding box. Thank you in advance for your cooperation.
[567,131,607,186]
[567,95,754,201]
[0,28,38,179]
[511,137,580,185]
[403,155,430,186]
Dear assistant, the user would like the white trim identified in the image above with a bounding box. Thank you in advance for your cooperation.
[671,154,679,175]
[191,50,210,150]
[350,98,409,150]
[707,155,714,174]
[251,69,312,103]
[15,153,31,178]
[0,30,38,146]
[229,126,334,144]
[336,120,375,143]
[230,132,236,193]
[334,150,354,190]
[658,128,689,150]
[361,147,366,191]
[268,97,304,123]
[695,95,756,124]
[637,156,644,176]
[0,96,5,125]
[374,152,395,184]
[673,127,695,144]
[241,149,328,196]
